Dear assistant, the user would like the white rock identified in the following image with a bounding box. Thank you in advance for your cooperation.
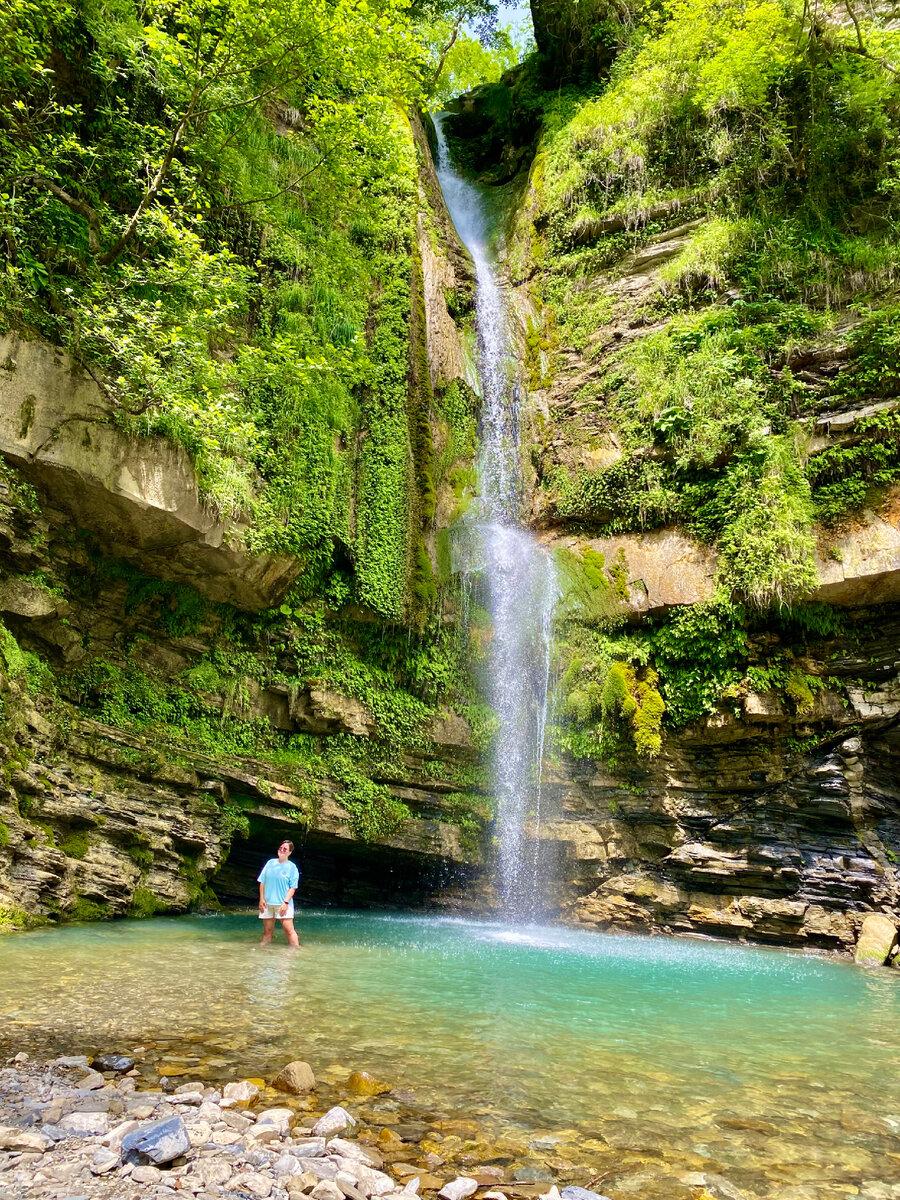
[313,1107,356,1137]
[293,1136,327,1157]
[190,1158,233,1187]
[91,1147,119,1175]
[312,1182,345,1200]
[352,1164,396,1197]
[187,1120,212,1146]
[482,1193,507,1200]
[538,1189,561,1200]
[59,1111,110,1136]
[438,1178,478,1200]
[53,1055,92,1070]
[257,1107,295,1137]
[131,1164,162,1184]
[79,1071,106,1091]
[404,1178,421,1195]
[103,1119,142,1148]
[229,1172,275,1198]
[223,1080,260,1107]
[249,1124,282,1144]
[210,1128,243,1145]
[328,1138,377,1165]
[273,1152,302,1176]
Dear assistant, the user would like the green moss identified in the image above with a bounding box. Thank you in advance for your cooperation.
[58,830,89,859]
[0,820,8,850]
[126,840,154,871]
[0,905,43,933]
[70,896,111,922]
[128,888,170,919]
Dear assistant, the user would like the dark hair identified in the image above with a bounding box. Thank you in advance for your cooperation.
[278,839,295,854]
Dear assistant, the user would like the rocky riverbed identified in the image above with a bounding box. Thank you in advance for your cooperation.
[0,1051,762,1200]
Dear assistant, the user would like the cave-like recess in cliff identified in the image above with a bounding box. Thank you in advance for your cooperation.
[212,812,472,910]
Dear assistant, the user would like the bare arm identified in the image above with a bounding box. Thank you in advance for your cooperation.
[277,886,296,916]
[258,881,267,913]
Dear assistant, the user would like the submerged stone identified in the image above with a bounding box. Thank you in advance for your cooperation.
[347,1070,391,1097]
[92,1053,135,1073]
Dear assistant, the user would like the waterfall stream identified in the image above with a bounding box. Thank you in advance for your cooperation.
[432,115,557,920]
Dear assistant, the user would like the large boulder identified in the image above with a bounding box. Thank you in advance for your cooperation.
[853,913,899,966]
[272,1060,316,1094]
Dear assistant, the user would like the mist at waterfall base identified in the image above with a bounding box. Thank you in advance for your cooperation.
[3,911,900,1198]
[432,115,557,920]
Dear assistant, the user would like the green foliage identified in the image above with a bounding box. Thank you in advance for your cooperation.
[648,599,748,726]
[220,805,250,841]
[332,761,412,842]
[0,0,448,618]
[808,407,900,524]
[0,820,9,849]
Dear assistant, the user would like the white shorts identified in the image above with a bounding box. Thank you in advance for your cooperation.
[259,902,295,920]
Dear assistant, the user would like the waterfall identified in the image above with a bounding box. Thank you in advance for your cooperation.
[432,115,557,921]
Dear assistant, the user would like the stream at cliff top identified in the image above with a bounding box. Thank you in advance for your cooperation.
[2,911,900,1198]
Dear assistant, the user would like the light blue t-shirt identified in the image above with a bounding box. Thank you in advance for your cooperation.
[257,858,299,905]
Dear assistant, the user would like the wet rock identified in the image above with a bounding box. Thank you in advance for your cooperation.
[53,1055,92,1071]
[314,1106,357,1137]
[223,1079,260,1107]
[92,1054,135,1073]
[274,1060,317,1094]
[438,1178,478,1200]
[854,913,899,965]
[79,1070,106,1090]
[346,1071,390,1097]
[122,1115,191,1165]
[561,1188,614,1200]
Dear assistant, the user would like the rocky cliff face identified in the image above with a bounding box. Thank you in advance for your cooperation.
[3,77,900,957]
[440,31,900,952]
[0,114,488,930]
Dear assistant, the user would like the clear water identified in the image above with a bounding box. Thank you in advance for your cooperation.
[432,116,557,918]
[2,912,900,1198]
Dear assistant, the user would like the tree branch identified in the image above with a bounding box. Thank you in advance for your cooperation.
[431,18,463,88]
[17,175,102,253]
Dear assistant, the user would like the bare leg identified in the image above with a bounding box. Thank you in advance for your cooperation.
[281,918,300,948]
[260,918,275,945]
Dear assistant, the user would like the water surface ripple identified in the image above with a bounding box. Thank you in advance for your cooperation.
[2,912,899,1198]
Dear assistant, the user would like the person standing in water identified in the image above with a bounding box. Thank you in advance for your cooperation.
[257,839,300,947]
